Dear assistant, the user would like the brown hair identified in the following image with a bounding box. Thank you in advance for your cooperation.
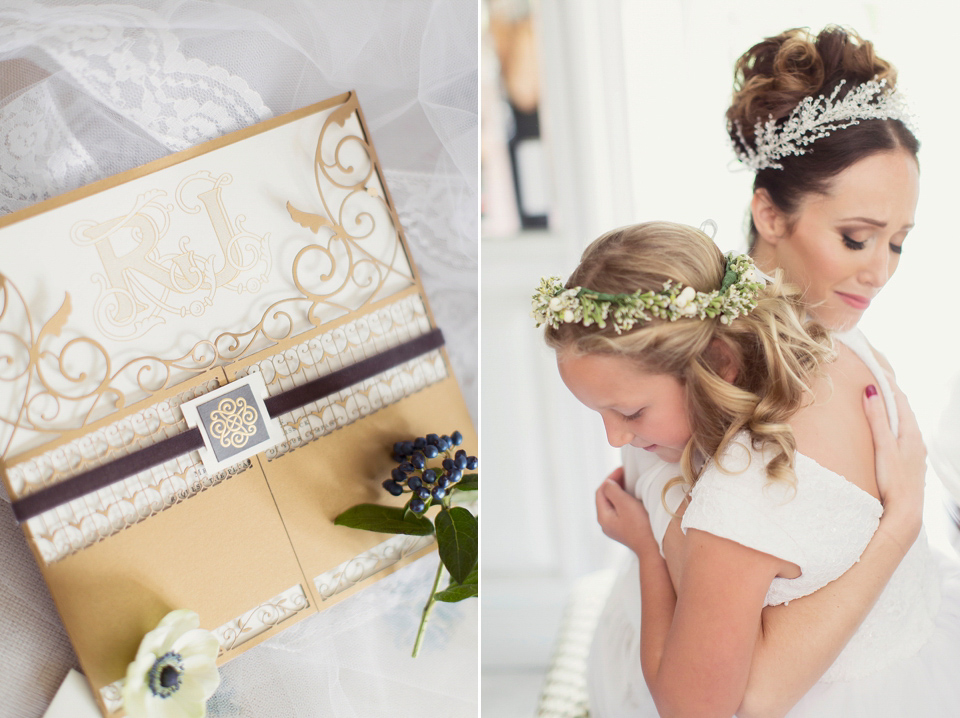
[545,221,834,494]
[727,26,919,245]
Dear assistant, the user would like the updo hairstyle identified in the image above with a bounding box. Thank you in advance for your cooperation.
[727,26,919,245]
[545,221,834,492]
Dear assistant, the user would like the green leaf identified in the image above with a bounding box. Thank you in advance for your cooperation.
[434,507,478,584]
[435,582,478,602]
[461,564,478,585]
[454,474,478,492]
[334,504,434,535]
[435,563,478,602]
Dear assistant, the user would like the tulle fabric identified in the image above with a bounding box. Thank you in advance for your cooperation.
[208,555,478,718]
[0,2,477,715]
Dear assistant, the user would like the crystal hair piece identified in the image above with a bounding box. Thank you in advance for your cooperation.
[731,78,916,171]
[531,252,765,334]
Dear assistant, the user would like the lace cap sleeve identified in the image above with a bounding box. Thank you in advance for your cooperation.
[681,437,805,569]
[622,446,686,556]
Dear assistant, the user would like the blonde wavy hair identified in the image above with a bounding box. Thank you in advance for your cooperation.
[544,221,835,497]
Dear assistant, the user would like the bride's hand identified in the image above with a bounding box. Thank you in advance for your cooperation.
[595,467,659,557]
[862,377,926,537]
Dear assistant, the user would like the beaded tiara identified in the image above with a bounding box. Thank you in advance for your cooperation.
[531,252,765,334]
[730,78,916,171]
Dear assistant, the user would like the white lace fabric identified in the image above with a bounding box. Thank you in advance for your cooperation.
[0,1,477,715]
[681,435,942,681]
[682,438,883,608]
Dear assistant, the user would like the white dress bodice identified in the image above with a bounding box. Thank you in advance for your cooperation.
[681,430,942,681]
[615,328,943,685]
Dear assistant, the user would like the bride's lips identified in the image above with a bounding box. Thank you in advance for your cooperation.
[642,445,659,452]
[835,291,871,310]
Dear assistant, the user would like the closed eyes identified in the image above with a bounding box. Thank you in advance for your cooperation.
[842,234,905,255]
[842,235,866,250]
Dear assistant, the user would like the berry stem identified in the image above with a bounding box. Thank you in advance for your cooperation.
[413,558,445,657]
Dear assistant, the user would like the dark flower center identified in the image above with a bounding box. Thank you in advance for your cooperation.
[160,665,180,689]
[147,651,184,698]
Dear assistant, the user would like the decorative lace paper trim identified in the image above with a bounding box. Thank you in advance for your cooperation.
[214,583,310,654]
[8,379,255,564]
[314,533,436,601]
[6,293,444,563]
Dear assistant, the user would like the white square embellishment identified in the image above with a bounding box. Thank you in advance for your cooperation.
[180,373,284,472]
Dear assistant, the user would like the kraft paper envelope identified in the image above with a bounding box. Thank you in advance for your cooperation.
[0,91,476,716]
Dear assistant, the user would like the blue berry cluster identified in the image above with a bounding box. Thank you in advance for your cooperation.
[383,430,478,514]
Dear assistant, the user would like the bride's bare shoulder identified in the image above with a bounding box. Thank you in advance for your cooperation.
[788,343,881,499]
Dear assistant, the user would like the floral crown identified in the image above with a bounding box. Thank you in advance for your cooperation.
[731,77,916,171]
[532,252,765,334]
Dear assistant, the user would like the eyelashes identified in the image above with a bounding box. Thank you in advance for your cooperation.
[842,235,866,250]
[623,409,644,421]
[842,235,905,255]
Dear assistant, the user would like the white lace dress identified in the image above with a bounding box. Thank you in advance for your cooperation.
[587,329,960,717]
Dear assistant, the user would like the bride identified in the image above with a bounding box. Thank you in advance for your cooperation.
[583,26,960,717]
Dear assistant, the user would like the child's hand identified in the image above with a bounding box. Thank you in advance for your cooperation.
[595,468,659,557]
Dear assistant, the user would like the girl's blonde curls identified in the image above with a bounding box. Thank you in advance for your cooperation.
[545,221,834,500]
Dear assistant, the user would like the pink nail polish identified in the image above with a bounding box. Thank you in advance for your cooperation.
[865,384,877,398]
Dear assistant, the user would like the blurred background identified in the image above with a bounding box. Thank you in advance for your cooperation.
[480,0,960,714]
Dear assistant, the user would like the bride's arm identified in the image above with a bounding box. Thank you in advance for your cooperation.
[656,381,926,718]
[738,382,925,717]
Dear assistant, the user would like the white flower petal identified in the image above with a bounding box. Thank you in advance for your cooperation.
[171,629,219,661]
[136,629,172,659]
[140,611,199,656]
[170,680,208,718]
[675,286,697,308]
[121,681,149,718]
[158,610,200,636]
[144,693,179,718]
[124,652,155,691]
[182,662,221,700]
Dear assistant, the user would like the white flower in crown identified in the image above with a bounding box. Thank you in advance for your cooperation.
[122,610,221,718]
[673,286,697,309]
[731,77,917,172]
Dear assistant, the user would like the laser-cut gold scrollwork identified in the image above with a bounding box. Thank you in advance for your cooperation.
[208,396,258,449]
[284,92,414,319]
[0,95,419,460]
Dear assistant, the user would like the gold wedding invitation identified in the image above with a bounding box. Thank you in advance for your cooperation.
[0,91,476,716]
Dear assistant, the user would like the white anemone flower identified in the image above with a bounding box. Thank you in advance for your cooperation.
[122,609,221,718]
